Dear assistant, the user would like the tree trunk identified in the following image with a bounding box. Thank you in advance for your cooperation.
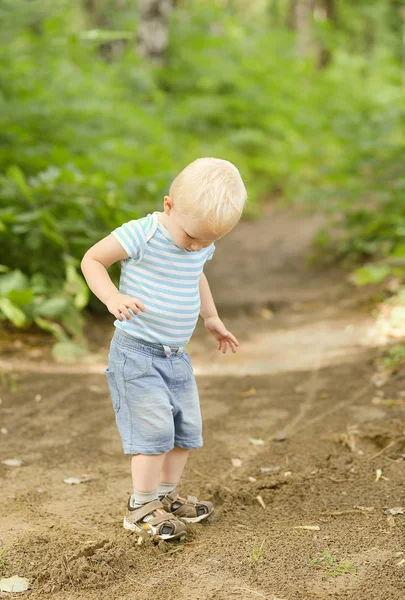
[137,0,173,64]
[401,8,405,86]
[295,0,315,58]
[315,0,336,68]
[286,0,298,30]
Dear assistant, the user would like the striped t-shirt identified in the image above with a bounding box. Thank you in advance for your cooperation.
[111,212,215,346]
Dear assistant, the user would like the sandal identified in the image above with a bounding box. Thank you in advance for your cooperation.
[160,490,214,523]
[123,499,187,540]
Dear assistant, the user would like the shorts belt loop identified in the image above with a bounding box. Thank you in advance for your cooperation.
[176,346,184,356]
[162,344,172,358]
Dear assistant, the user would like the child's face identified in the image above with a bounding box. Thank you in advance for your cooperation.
[163,196,226,252]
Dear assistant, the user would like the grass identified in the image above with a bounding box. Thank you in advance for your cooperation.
[0,373,18,393]
[0,547,6,572]
[309,550,356,577]
[250,538,266,563]
[382,344,405,369]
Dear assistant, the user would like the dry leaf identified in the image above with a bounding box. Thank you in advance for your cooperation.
[249,438,265,446]
[259,308,274,320]
[397,559,405,567]
[89,385,102,393]
[239,388,256,398]
[63,474,90,485]
[260,466,280,473]
[371,368,392,387]
[256,495,266,509]
[387,515,396,528]
[273,431,288,442]
[372,397,405,407]
[0,576,29,593]
[231,458,242,468]
[386,507,405,515]
[293,525,320,531]
[2,459,22,467]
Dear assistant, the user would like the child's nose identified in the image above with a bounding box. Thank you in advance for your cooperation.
[190,242,204,251]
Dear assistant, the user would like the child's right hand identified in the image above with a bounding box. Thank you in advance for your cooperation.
[106,293,146,322]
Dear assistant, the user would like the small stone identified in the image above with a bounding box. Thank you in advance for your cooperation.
[260,466,280,473]
[273,431,288,442]
[35,394,42,402]
[2,459,22,467]
[1,428,7,434]
[0,576,29,593]
[231,458,242,468]
[249,438,265,446]
[63,474,90,485]
[248,476,256,482]
[386,507,405,515]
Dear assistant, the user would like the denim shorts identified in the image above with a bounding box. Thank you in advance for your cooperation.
[105,328,203,455]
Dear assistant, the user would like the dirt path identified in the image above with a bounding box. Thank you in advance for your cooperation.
[1,206,404,600]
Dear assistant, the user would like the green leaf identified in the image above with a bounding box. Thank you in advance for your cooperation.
[79,29,134,42]
[34,316,68,342]
[0,270,29,297]
[351,264,391,286]
[0,298,27,327]
[7,165,33,203]
[35,297,70,318]
[64,263,89,309]
[7,289,35,306]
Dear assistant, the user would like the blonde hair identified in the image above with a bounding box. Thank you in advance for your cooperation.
[169,157,247,233]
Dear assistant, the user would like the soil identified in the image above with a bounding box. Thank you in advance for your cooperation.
[1,205,404,600]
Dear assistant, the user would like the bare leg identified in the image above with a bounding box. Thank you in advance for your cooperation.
[160,446,190,486]
[131,453,166,492]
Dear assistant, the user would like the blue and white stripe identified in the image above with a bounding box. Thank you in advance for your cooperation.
[111,213,215,346]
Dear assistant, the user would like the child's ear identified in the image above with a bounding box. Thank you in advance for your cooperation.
[163,195,174,215]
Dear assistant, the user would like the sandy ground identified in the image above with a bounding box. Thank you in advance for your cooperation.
[0,206,404,600]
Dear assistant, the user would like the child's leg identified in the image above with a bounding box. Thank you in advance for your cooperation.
[158,446,214,522]
[131,453,166,492]
[159,446,190,490]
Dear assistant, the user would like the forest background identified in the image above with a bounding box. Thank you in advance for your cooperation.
[0,0,404,361]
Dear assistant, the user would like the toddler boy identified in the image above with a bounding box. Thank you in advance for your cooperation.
[81,157,247,540]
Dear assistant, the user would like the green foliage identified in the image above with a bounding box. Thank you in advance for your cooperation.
[383,344,405,368]
[1,0,405,347]
[0,547,5,572]
[309,550,357,577]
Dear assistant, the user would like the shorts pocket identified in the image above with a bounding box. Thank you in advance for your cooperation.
[105,366,122,413]
[180,352,194,375]
[123,350,154,381]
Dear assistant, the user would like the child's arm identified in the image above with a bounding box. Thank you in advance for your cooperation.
[199,273,239,353]
[81,234,146,322]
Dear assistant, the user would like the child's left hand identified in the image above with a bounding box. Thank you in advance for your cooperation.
[204,316,239,353]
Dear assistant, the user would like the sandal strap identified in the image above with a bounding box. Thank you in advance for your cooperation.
[148,511,178,525]
[128,500,163,522]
